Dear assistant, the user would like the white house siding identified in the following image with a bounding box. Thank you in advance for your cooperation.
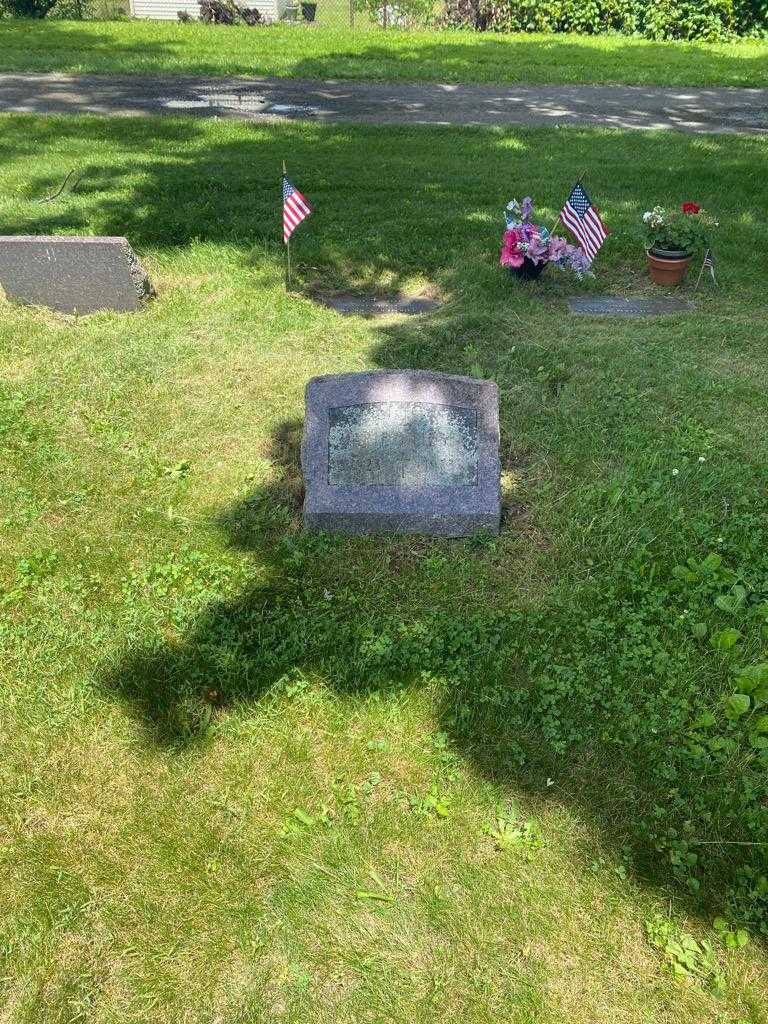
[130,0,286,19]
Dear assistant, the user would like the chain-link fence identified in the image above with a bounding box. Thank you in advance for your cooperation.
[290,0,436,28]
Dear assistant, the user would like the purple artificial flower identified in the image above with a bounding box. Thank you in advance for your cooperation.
[547,235,568,261]
[521,196,533,222]
[567,245,594,278]
[526,234,549,264]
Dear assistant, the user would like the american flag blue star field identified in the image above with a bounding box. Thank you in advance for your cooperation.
[560,183,608,261]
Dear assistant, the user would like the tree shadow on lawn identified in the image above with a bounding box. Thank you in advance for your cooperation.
[4,113,765,934]
[2,21,204,74]
[8,21,768,87]
[101,317,768,942]
[286,37,768,90]
[4,113,766,290]
[2,114,535,292]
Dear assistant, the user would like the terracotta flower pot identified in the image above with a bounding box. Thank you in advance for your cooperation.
[508,257,547,282]
[647,248,692,287]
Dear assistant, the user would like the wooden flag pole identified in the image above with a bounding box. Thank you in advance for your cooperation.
[282,160,291,292]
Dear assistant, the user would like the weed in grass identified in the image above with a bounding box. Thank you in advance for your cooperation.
[712,917,750,950]
[645,913,726,996]
[484,804,542,858]
[408,783,453,819]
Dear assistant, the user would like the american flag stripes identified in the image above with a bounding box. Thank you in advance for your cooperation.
[696,248,717,290]
[282,175,312,244]
[560,183,608,261]
[703,248,716,281]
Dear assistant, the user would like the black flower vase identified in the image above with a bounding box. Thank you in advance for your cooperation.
[508,258,547,282]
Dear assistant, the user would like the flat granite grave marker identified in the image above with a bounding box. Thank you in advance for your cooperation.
[318,294,441,318]
[568,295,693,317]
[302,370,501,536]
[0,236,153,314]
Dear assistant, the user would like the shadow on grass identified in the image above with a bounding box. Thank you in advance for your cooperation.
[102,291,768,944]
[3,112,767,935]
[101,385,768,937]
[2,112,766,289]
[4,20,768,87]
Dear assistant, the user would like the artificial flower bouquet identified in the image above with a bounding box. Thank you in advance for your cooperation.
[643,202,719,256]
[500,197,593,280]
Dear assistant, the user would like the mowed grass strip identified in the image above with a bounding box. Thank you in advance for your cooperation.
[1,114,768,1022]
[2,19,768,86]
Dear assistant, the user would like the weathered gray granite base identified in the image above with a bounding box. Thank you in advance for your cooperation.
[302,370,501,536]
[0,235,153,314]
[568,295,693,317]
[318,294,441,318]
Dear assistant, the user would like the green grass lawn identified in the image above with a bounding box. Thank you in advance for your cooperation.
[2,113,768,1022]
[3,19,768,86]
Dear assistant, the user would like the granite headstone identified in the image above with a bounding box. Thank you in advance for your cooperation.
[302,370,501,536]
[0,236,153,314]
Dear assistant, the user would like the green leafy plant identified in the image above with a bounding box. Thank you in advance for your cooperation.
[710,627,741,652]
[484,804,542,857]
[408,784,453,819]
[643,204,719,255]
[713,916,750,949]
[440,0,759,39]
[645,914,726,995]
[0,0,59,16]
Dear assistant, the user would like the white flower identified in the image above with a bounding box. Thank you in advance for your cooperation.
[643,211,653,223]
[672,468,679,476]
[698,456,706,463]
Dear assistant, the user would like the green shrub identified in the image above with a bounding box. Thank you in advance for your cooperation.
[441,0,766,39]
[0,0,59,16]
[0,0,128,16]
[733,0,768,32]
[644,0,734,39]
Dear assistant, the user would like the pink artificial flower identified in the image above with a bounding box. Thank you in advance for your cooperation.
[501,246,524,268]
[500,228,524,268]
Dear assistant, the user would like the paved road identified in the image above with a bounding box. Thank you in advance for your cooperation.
[1,72,766,133]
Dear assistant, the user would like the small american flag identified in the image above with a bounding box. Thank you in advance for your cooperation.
[703,248,716,281]
[560,182,608,261]
[282,174,312,244]
[696,248,717,290]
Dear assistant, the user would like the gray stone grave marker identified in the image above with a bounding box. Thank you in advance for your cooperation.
[0,236,153,314]
[568,295,693,317]
[319,294,441,318]
[302,370,501,536]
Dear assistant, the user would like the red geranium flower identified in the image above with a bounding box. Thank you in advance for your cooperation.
[682,202,701,214]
